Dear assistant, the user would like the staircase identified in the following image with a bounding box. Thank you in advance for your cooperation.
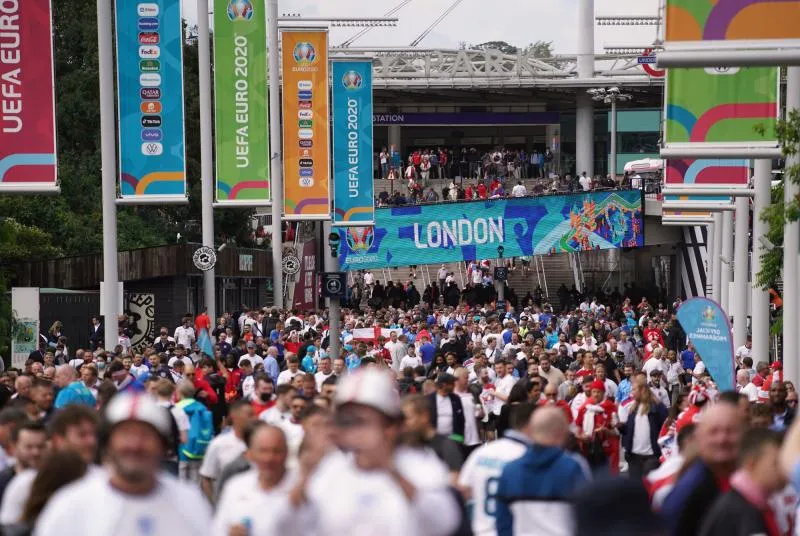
[506,254,576,312]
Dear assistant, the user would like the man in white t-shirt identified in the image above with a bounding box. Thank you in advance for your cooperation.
[735,337,752,366]
[284,368,461,536]
[454,368,481,454]
[238,342,264,369]
[399,346,423,372]
[579,172,592,191]
[34,393,212,536]
[458,402,534,536]
[314,356,335,392]
[511,181,527,197]
[277,355,305,386]
[642,349,670,383]
[492,361,517,417]
[199,400,256,502]
[212,424,296,536]
[173,318,196,349]
[261,385,295,425]
[384,332,407,374]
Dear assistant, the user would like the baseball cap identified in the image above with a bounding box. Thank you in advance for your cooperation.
[104,392,172,440]
[335,368,401,418]
[246,342,256,349]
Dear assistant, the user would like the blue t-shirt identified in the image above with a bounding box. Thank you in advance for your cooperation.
[419,342,436,365]
[54,381,96,409]
[680,350,696,371]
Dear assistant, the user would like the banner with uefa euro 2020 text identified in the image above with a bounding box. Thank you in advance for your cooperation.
[666,0,800,45]
[116,0,186,201]
[338,190,644,271]
[332,60,374,226]
[676,297,735,392]
[0,0,58,193]
[281,29,330,220]
[664,67,778,151]
[213,0,270,205]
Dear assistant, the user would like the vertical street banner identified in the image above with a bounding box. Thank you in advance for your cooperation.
[115,0,187,202]
[662,159,747,222]
[664,67,779,151]
[281,29,331,220]
[666,0,800,46]
[0,0,58,193]
[676,297,735,391]
[213,0,270,205]
[331,59,374,226]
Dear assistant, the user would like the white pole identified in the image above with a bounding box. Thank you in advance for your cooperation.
[323,221,341,360]
[784,67,800,384]
[575,0,594,177]
[733,196,749,350]
[720,210,733,314]
[752,159,772,362]
[268,0,284,308]
[712,213,723,303]
[706,219,716,298]
[609,97,617,178]
[97,0,119,349]
[197,0,216,323]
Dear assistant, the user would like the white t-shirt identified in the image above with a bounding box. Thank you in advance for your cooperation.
[399,355,423,371]
[167,355,193,369]
[239,353,264,368]
[642,358,669,383]
[457,391,481,447]
[277,369,305,386]
[260,405,290,425]
[511,184,527,197]
[735,345,752,361]
[436,394,454,436]
[33,471,211,536]
[173,326,196,348]
[631,411,654,456]
[741,382,759,402]
[458,437,529,536]
[279,420,305,470]
[1,468,36,524]
[199,432,247,482]
[314,371,335,391]
[493,375,517,416]
[294,448,460,536]
[212,469,297,536]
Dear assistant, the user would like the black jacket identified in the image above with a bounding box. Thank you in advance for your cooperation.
[699,488,777,536]
[427,392,465,442]
[621,401,668,457]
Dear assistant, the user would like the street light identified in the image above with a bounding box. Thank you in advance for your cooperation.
[588,87,632,179]
[328,232,341,258]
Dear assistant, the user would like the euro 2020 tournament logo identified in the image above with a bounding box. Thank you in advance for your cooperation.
[293,42,317,65]
[702,306,715,322]
[342,70,363,90]
[227,0,254,21]
[346,227,374,255]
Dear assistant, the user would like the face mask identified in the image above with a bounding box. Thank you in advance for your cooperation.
[260,392,271,402]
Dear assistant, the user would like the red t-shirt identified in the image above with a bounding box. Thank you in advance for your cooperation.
[194,313,211,334]
[251,399,276,416]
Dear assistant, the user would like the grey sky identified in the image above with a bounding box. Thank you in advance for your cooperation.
[186,0,660,55]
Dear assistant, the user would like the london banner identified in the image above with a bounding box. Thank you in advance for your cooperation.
[338,190,644,271]
[664,67,778,151]
[676,297,735,392]
[281,29,330,220]
[213,0,270,205]
[0,0,58,193]
[116,0,187,201]
[331,59,374,226]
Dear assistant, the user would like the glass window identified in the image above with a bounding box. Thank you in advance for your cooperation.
[618,132,659,154]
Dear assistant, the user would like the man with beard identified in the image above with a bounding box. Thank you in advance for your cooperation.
[35,393,211,535]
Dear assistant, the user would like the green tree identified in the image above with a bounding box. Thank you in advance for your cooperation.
[756,110,800,333]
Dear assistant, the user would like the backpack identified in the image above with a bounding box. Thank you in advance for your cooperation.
[178,399,214,460]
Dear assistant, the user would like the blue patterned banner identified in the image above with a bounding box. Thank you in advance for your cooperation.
[676,297,735,391]
[338,190,644,270]
[331,59,374,226]
[115,0,186,201]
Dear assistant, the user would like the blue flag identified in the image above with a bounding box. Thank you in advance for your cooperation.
[197,328,214,359]
[676,297,735,392]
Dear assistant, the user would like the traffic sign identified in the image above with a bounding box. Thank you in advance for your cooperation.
[322,272,347,299]
[640,48,665,78]
[494,267,508,281]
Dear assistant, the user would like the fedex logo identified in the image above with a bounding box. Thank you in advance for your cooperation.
[139,46,160,59]
[298,110,313,120]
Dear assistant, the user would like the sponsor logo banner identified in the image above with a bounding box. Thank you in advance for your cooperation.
[666,0,800,44]
[213,0,270,204]
[281,29,330,219]
[0,0,58,191]
[331,60,374,226]
[338,190,644,271]
[664,67,778,150]
[116,0,186,200]
[676,297,735,391]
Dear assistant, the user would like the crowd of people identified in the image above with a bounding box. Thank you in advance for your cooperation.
[375,146,625,207]
[0,280,796,535]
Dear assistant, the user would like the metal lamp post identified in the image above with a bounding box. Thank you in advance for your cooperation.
[588,87,632,180]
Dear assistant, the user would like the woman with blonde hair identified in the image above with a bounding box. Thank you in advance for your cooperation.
[620,381,668,479]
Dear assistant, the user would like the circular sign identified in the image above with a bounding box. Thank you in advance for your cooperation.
[641,48,665,78]
[325,277,343,295]
[282,255,301,275]
[193,246,217,271]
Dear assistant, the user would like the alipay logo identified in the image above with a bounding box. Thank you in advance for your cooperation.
[137,3,159,16]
